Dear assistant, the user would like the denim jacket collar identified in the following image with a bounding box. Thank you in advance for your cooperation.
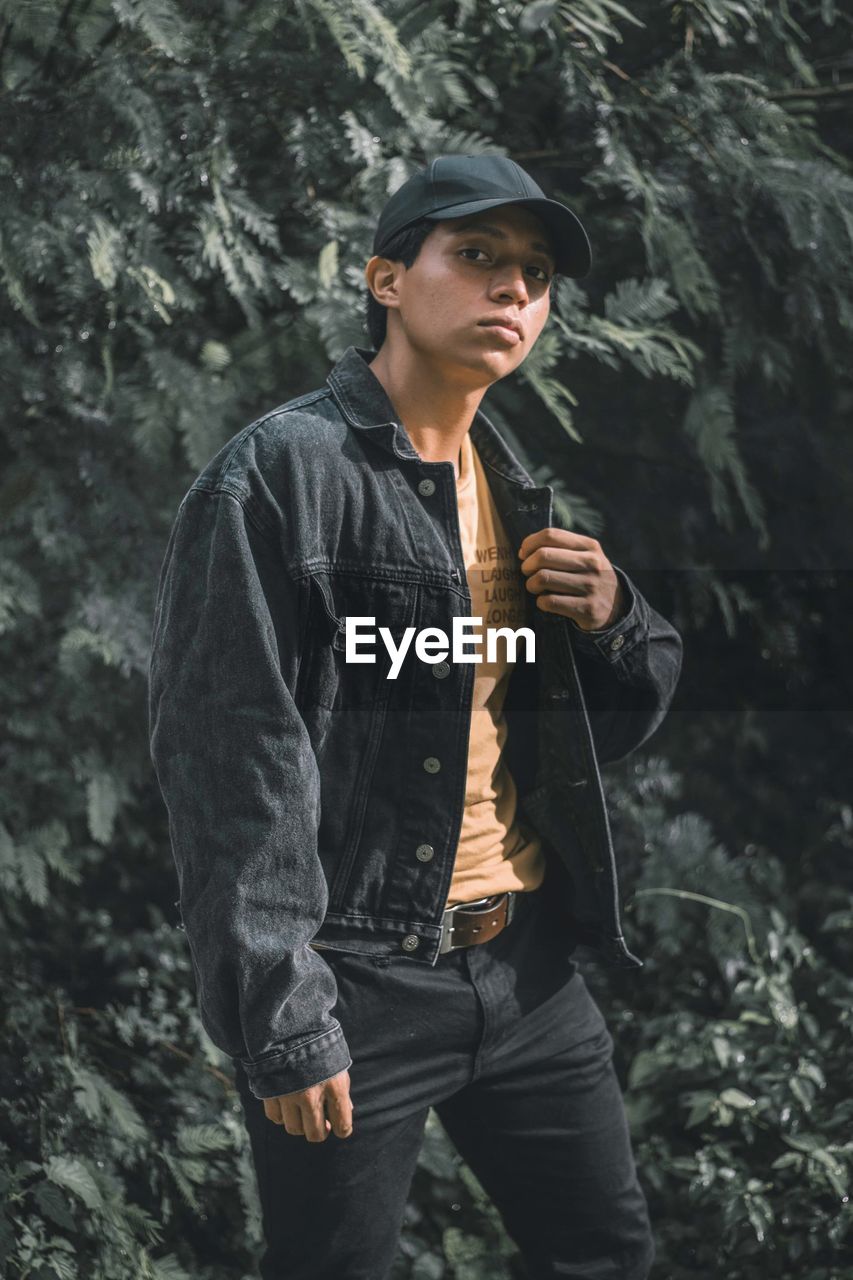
[327,345,542,494]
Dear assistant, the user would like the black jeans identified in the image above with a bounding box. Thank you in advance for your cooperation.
[233,878,655,1280]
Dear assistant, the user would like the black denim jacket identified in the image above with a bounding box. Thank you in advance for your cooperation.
[147,345,683,1100]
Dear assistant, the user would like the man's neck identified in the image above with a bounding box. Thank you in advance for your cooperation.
[368,341,487,477]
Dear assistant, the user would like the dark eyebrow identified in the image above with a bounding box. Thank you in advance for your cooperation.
[446,219,556,266]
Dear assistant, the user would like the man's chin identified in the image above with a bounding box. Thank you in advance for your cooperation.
[444,342,522,381]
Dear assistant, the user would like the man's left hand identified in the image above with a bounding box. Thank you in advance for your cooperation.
[518,528,627,632]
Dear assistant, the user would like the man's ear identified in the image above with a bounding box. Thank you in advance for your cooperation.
[365,256,401,309]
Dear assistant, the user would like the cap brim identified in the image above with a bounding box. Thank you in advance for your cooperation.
[424,196,592,278]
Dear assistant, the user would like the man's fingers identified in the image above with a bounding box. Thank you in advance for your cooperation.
[325,1083,354,1139]
[518,527,599,561]
[300,1095,329,1143]
[520,549,600,579]
[262,1097,284,1125]
[264,1070,354,1141]
[280,1092,326,1142]
[523,567,590,597]
[280,1098,305,1136]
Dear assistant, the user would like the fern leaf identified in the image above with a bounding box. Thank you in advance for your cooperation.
[46,1156,104,1212]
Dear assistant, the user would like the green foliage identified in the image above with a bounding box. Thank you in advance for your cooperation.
[603,756,853,1276]
[1,0,851,1276]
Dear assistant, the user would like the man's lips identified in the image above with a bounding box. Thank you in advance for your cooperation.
[477,318,522,346]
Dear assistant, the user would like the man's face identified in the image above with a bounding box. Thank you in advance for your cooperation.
[369,205,557,379]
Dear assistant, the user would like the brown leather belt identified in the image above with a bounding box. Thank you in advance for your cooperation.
[438,891,517,955]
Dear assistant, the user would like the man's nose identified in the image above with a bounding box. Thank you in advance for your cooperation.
[491,268,529,305]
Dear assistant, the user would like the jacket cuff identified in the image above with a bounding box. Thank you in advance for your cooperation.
[566,564,646,662]
[239,1022,353,1100]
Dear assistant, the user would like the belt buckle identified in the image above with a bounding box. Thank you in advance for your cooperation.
[438,892,515,955]
[438,900,468,955]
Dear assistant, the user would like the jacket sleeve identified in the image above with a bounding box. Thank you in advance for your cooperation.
[565,564,683,766]
[147,484,352,1100]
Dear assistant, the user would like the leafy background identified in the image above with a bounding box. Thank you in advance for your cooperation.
[2,0,852,1276]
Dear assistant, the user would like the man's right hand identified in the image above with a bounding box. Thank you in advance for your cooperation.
[262,1069,354,1142]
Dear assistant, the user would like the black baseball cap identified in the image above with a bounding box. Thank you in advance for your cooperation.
[372,153,592,278]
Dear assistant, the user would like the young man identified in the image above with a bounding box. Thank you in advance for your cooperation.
[148,153,683,1279]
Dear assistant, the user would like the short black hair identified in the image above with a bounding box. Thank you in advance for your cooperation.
[365,217,435,350]
[363,215,566,351]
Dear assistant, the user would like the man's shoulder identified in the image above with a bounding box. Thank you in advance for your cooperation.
[192,383,348,495]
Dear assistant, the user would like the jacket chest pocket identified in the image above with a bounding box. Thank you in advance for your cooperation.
[297,570,419,708]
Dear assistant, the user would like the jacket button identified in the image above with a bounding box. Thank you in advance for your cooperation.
[610,634,625,651]
[415,843,434,862]
[418,478,436,496]
[422,756,441,773]
[401,934,420,952]
[432,661,450,678]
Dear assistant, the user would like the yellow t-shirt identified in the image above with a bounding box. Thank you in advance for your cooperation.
[444,430,546,907]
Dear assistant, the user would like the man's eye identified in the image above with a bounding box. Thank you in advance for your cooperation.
[459,248,550,281]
